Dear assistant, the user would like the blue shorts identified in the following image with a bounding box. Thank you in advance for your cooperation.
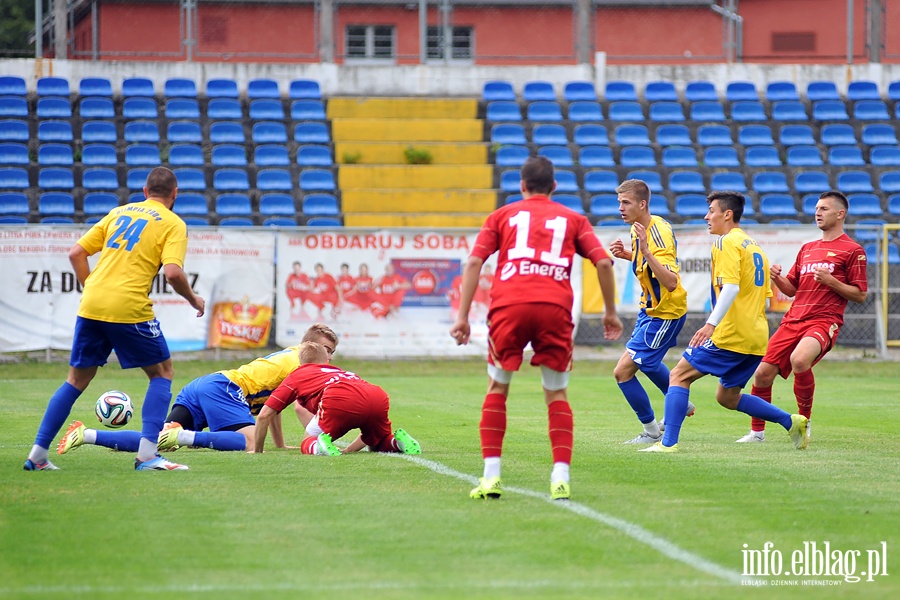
[683,341,762,389]
[625,311,685,370]
[173,373,255,432]
[70,316,170,369]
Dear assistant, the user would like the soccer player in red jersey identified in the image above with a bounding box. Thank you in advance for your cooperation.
[738,191,868,443]
[252,342,420,456]
[346,263,376,312]
[335,262,355,316]
[310,263,339,320]
[285,261,312,319]
[375,263,411,318]
[450,156,623,501]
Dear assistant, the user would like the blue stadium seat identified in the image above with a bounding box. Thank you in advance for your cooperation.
[523,81,555,102]
[172,168,206,191]
[626,170,662,193]
[669,171,704,194]
[738,125,774,146]
[837,170,874,193]
[166,99,200,119]
[847,194,883,217]
[649,102,684,122]
[126,168,152,190]
[794,171,831,194]
[801,194,821,215]
[486,101,521,122]
[563,81,597,102]
[122,98,158,119]
[289,79,322,100]
[596,218,627,227]
[779,124,816,146]
[552,194,584,213]
[211,144,247,167]
[496,145,529,167]
[290,100,326,120]
[614,124,650,146]
[0,119,28,142]
[766,81,799,102]
[125,144,161,167]
[769,218,802,226]
[674,194,709,217]
[250,99,285,120]
[0,167,28,189]
[248,79,280,99]
[500,170,521,192]
[889,194,900,215]
[254,145,290,167]
[605,81,637,102]
[38,168,74,190]
[213,169,250,191]
[710,171,747,192]
[505,193,523,205]
[122,78,154,98]
[0,143,28,165]
[218,217,254,227]
[81,120,115,143]
[731,101,766,121]
[36,97,71,119]
[303,194,340,216]
[583,170,619,193]
[864,242,900,264]
[38,144,73,166]
[182,217,211,227]
[662,146,698,168]
[259,193,296,216]
[889,81,900,102]
[567,101,603,122]
[79,97,115,119]
[645,81,678,102]
[854,100,890,120]
[0,96,28,118]
[210,121,246,144]
[537,145,573,167]
[483,80,515,102]
[37,77,69,97]
[573,124,608,146]
[0,191,29,215]
[82,168,118,190]
[168,144,204,166]
[589,194,619,218]
[880,172,900,194]
[608,101,643,121]
[39,216,75,224]
[527,101,563,122]
[299,169,334,191]
[620,146,656,168]
[554,170,578,193]
[685,80,717,102]
[532,124,568,145]
[297,145,333,167]
[745,146,781,167]
[853,219,887,243]
[847,80,880,101]
[828,146,865,166]
[653,124,690,147]
[252,122,288,144]
[294,122,330,144]
[871,146,900,166]
[753,171,789,194]
[0,77,27,96]
[786,146,823,167]
[207,98,243,120]
[127,192,146,203]
[167,121,202,143]
[206,79,239,98]
[305,216,342,227]
[83,192,119,216]
[578,146,614,168]
[697,125,732,146]
[123,121,159,143]
[771,101,808,121]
[649,196,670,216]
[806,81,839,101]
[759,194,796,217]
[263,217,297,227]
[726,81,758,102]
[861,124,898,145]
[820,124,856,146]
[215,194,252,216]
[164,78,197,98]
[173,193,208,216]
[704,146,740,168]
[812,100,849,120]
[491,124,527,145]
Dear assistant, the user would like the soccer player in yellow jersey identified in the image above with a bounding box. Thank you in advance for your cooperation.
[609,180,694,444]
[25,167,205,472]
[641,191,809,453]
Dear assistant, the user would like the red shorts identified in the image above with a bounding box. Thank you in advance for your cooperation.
[286,291,308,302]
[317,381,393,448]
[310,292,339,309]
[487,303,574,373]
[762,319,841,379]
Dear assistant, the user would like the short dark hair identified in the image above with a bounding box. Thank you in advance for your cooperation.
[520,155,555,195]
[707,191,745,223]
[819,190,849,211]
[616,179,651,204]
[145,167,178,199]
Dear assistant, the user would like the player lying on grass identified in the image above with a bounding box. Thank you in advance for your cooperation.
[252,341,421,456]
[58,324,339,455]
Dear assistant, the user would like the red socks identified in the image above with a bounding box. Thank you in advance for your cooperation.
[794,369,815,419]
[300,436,318,455]
[547,400,573,465]
[750,385,771,432]
[479,393,507,459]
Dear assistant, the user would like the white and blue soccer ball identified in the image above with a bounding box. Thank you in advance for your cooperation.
[95,390,134,429]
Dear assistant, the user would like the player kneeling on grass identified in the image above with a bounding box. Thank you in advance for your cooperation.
[252,341,420,456]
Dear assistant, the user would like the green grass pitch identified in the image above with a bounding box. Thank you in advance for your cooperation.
[1,355,898,599]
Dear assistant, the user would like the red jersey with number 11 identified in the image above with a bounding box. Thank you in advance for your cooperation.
[471,195,610,311]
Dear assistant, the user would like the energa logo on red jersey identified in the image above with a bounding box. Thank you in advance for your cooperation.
[500,260,570,282]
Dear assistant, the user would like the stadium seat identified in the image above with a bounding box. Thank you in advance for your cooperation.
[669,171,704,194]
[861,124,898,146]
[655,124,691,147]
[173,193,208,216]
[766,81,799,102]
[122,77,154,98]
[168,144,204,166]
[127,192,146,203]
[644,81,678,102]
[710,171,747,192]
[828,146,865,166]
[485,101,521,122]
[294,122,330,144]
[888,81,900,102]
[38,144,73,166]
[0,97,28,118]
[126,168,152,190]
[759,194,797,217]
[523,81,555,102]
[248,79,280,99]
[215,194,252,216]
[37,77,69,97]
[297,145,333,167]
[889,194,900,216]
[210,121,246,144]
[648,196,670,216]
[83,192,119,216]
[500,170,521,193]
[289,79,322,100]
[769,218,802,226]
[495,145,529,167]
[123,121,159,143]
[166,99,200,120]
[0,119,28,142]
[589,194,619,218]
[172,168,206,191]
[554,170,579,193]
[207,98,243,120]
[731,101,766,121]
[674,194,708,217]
[81,168,118,190]
[305,216,342,227]
[854,100,890,120]
[704,146,740,168]
[726,81,758,102]
[254,145,290,167]
[213,169,251,191]
[649,102,685,122]
[182,217,211,227]
[79,97,115,119]
[38,168,74,190]
[259,193,296,216]
[122,98,158,119]
[752,171,789,194]
[527,101,563,122]
[263,217,297,227]
[206,78,239,98]
[0,76,27,96]
[483,80,516,102]
[836,170,874,193]
[847,194,883,217]
[871,146,900,166]
[806,81,839,101]
[745,146,781,167]
[583,170,619,193]
[847,80,880,101]
[697,125,732,146]
[864,242,900,264]
[167,121,202,143]
[218,217,254,227]
[0,191,28,216]
[299,169,334,191]
[794,171,831,194]
[553,194,584,213]
[532,124,568,145]
[771,101,808,121]
[738,125,774,146]
[39,216,75,224]
[252,122,288,143]
[786,146,823,167]
[291,100,327,120]
[250,99,285,120]
[212,145,248,167]
[689,101,725,122]
[164,78,197,98]
[626,170,662,193]
[81,120,115,143]
[608,102,643,121]
[620,146,656,168]
[605,81,637,102]
[812,101,849,120]
[614,124,650,146]
[0,167,28,189]
[563,81,597,102]
[801,194,821,215]
[573,124,608,146]
[567,101,603,122]
[125,144,161,166]
[36,97,71,119]
[685,80,718,102]
[0,143,28,165]
[779,124,816,146]
[491,124,527,145]
[662,146,698,168]
[820,124,857,146]
[578,146,615,168]
[878,171,900,194]
[853,219,887,243]
[303,194,340,216]
[537,145,573,167]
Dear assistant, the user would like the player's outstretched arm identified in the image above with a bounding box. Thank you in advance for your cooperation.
[252,405,277,452]
[269,411,286,448]
[342,434,366,454]
[163,263,206,317]
[450,256,484,345]
[594,258,624,340]
[68,244,92,286]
